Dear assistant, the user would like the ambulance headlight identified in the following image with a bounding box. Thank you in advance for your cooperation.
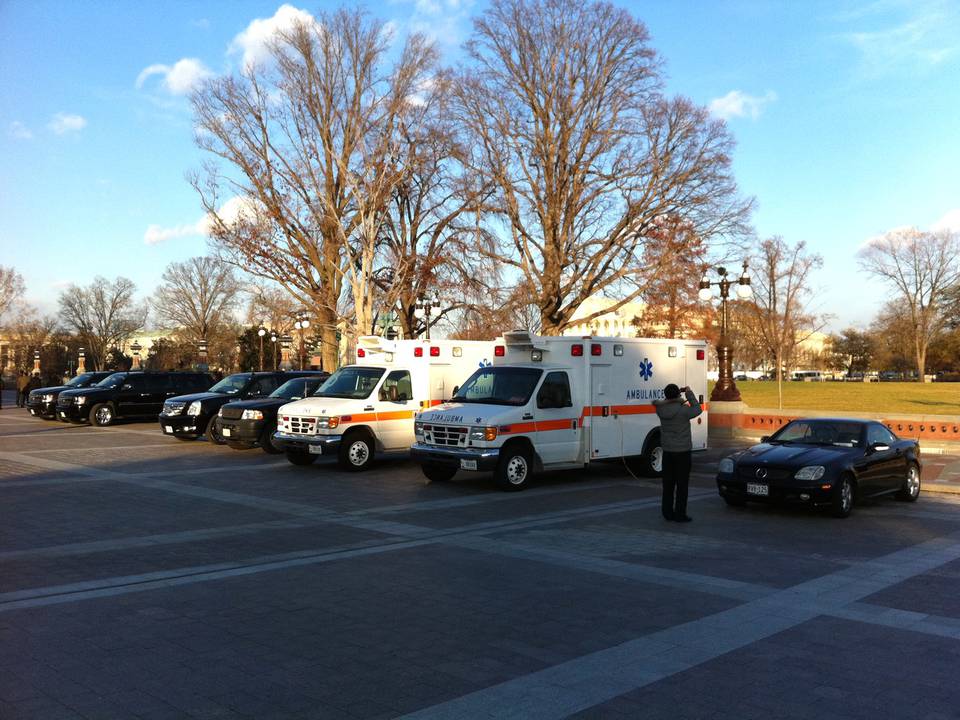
[414,421,424,439]
[316,416,340,430]
[470,426,498,442]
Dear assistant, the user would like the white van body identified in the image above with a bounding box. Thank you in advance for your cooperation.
[410,331,708,489]
[273,336,496,469]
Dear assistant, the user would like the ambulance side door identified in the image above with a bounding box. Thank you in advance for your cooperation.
[533,371,580,465]
[376,369,416,450]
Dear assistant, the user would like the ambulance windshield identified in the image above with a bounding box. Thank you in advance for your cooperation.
[452,367,542,406]
[314,367,385,399]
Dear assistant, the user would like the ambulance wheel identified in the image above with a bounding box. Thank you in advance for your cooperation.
[285,450,318,466]
[422,463,457,482]
[496,444,533,491]
[338,430,375,472]
[640,431,663,478]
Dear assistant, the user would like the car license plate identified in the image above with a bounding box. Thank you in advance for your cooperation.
[460,459,478,470]
[308,445,323,455]
[746,483,769,496]
[165,425,174,434]
[221,428,231,437]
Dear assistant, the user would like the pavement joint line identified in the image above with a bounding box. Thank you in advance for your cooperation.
[0,494,717,610]
[398,531,960,720]
[442,535,774,601]
[825,601,960,640]
[0,537,434,612]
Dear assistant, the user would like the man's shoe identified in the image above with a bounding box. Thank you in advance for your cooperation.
[674,515,693,522]
[662,513,675,521]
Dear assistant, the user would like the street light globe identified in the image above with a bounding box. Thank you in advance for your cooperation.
[294,320,302,330]
[302,319,310,329]
[736,283,752,299]
[698,287,713,302]
[414,307,426,320]
[257,327,266,337]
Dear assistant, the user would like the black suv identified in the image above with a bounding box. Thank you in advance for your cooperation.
[216,373,329,453]
[57,372,214,426]
[27,371,113,419]
[159,372,321,444]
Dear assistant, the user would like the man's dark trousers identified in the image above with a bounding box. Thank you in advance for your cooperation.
[661,450,692,519]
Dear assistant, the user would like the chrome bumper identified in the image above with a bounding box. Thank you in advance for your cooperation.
[272,431,343,452]
[410,443,500,471]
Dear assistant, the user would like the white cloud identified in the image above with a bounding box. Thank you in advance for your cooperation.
[932,208,960,232]
[144,197,262,245]
[229,4,319,69]
[8,121,33,139]
[398,0,475,50]
[841,0,960,75]
[47,113,87,135]
[708,90,777,121]
[136,58,214,95]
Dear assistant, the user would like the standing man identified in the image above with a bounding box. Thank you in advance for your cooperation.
[654,383,703,522]
[16,370,29,408]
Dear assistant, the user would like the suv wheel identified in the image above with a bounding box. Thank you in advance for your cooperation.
[260,426,283,454]
[206,416,225,445]
[338,432,375,472]
[91,403,114,427]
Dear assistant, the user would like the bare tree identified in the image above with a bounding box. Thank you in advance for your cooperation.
[749,236,825,408]
[858,227,960,378]
[57,277,147,370]
[193,9,443,367]
[456,0,751,335]
[154,257,241,342]
[0,265,26,322]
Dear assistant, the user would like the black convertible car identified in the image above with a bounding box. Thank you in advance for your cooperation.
[716,418,921,518]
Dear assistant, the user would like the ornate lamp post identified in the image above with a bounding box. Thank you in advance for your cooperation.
[270,332,278,370]
[699,262,752,402]
[77,347,86,374]
[33,349,41,376]
[130,342,142,370]
[279,334,293,370]
[257,325,266,371]
[293,312,310,370]
[414,294,440,341]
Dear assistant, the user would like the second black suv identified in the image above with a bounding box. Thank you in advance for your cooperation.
[27,371,113,419]
[215,373,329,453]
[159,372,321,443]
[57,372,214,425]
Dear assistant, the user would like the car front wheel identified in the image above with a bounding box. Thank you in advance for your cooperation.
[90,403,114,427]
[832,475,855,518]
[897,463,921,502]
[338,432,375,471]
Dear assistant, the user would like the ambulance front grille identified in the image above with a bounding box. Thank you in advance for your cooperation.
[424,425,468,447]
[282,416,317,435]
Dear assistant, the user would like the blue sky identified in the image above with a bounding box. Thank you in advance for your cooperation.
[1,0,958,331]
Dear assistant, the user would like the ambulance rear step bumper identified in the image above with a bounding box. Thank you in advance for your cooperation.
[410,443,500,471]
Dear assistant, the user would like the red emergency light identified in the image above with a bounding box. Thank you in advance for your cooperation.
[697,349,705,360]
[571,344,583,356]
[494,346,505,357]
[590,343,602,356]
[414,347,424,357]
[357,348,366,358]
[430,346,440,357]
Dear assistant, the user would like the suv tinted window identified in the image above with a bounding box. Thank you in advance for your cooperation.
[143,375,169,392]
[125,375,148,391]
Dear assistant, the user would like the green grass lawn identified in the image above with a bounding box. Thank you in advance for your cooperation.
[709,380,960,416]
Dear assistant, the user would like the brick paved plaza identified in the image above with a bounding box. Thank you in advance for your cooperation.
[3,407,960,719]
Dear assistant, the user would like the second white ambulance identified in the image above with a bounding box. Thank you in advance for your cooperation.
[273,336,495,470]
[410,331,708,490]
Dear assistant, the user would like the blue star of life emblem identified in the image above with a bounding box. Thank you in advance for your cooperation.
[639,358,653,381]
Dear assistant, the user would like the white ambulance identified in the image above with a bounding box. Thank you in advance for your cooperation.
[273,336,496,470]
[410,331,708,490]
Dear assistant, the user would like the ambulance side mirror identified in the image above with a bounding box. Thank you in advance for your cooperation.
[452,385,459,397]
[699,394,704,405]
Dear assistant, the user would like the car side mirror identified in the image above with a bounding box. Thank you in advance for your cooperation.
[760,435,771,443]
[122,384,132,390]
[869,442,890,453]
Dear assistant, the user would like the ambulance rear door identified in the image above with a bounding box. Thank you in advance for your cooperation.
[684,343,708,450]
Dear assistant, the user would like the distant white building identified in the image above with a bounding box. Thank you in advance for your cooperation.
[561,297,646,337]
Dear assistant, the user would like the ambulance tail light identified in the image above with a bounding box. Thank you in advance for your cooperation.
[430,346,440,357]
[494,346,505,357]
[571,344,583,357]
[357,348,366,358]
[470,426,498,442]
[697,349,705,360]
[590,343,602,356]
[414,347,424,357]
